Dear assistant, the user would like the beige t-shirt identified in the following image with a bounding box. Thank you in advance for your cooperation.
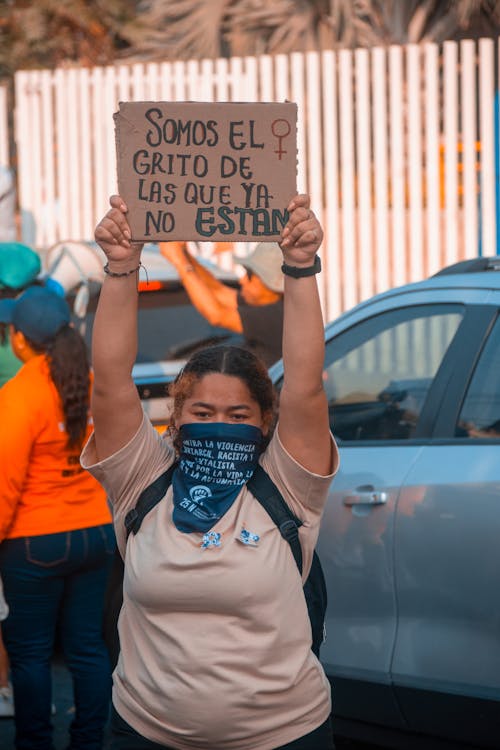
[82,415,338,750]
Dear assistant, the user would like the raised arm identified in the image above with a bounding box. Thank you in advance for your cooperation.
[159,241,242,332]
[277,194,333,476]
[91,196,144,461]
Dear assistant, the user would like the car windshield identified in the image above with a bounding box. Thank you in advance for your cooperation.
[72,285,242,364]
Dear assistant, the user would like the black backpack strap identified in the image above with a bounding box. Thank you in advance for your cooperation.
[124,462,177,539]
[247,464,304,576]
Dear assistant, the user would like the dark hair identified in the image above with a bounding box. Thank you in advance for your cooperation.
[0,286,19,345]
[170,345,277,448]
[24,325,90,449]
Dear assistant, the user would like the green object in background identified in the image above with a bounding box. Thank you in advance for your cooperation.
[0,333,20,387]
[0,242,41,289]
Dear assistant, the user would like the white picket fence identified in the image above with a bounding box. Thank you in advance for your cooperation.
[0,86,8,166]
[4,39,500,321]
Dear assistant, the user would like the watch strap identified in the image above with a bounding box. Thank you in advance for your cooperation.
[281,254,321,278]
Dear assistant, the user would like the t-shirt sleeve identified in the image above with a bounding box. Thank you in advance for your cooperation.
[259,426,338,582]
[260,425,338,524]
[81,413,174,513]
[0,376,38,542]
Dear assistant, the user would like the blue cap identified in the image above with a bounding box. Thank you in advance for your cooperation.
[0,286,70,345]
[0,243,41,289]
[0,298,15,323]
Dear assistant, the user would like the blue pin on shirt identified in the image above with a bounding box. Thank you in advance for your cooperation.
[239,528,260,546]
[201,531,222,550]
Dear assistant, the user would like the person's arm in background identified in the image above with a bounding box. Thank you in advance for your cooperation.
[91,196,145,461]
[159,241,242,332]
[0,383,33,540]
[277,194,334,477]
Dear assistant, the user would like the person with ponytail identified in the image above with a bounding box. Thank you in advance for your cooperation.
[82,194,339,750]
[0,286,114,750]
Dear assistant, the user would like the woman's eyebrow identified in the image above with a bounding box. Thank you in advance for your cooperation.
[189,401,251,410]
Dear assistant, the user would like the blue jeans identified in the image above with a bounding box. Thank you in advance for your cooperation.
[0,525,115,750]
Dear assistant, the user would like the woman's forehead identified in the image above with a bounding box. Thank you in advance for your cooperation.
[187,372,254,403]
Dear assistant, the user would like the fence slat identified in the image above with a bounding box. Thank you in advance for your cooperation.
[372,47,389,293]
[275,54,289,102]
[104,66,118,197]
[228,57,242,100]
[0,85,9,166]
[443,41,459,266]
[78,68,93,242]
[15,73,33,243]
[461,40,478,259]
[243,56,258,102]
[117,64,131,102]
[195,58,212,101]
[407,44,424,282]
[40,70,56,246]
[424,43,441,275]
[321,50,341,321]
[145,62,160,100]
[290,53,306,194]
[91,66,107,222]
[479,38,496,257]
[388,45,406,287]
[339,49,357,310]
[355,48,373,301]
[66,69,82,240]
[54,69,70,240]
[132,62,146,100]
[305,51,325,311]
[174,61,187,100]
[160,62,174,100]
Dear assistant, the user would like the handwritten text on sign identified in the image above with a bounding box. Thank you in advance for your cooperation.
[114,101,297,242]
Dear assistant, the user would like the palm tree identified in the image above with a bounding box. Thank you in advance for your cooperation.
[125,0,500,62]
[0,0,136,77]
[1,1,499,75]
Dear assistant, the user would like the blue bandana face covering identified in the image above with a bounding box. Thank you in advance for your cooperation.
[172,422,263,534]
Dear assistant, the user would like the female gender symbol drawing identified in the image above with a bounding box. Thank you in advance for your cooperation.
[271,119,291,160]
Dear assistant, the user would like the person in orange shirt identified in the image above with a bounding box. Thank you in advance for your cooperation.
[0,287,114,750]
[160,241,284,367]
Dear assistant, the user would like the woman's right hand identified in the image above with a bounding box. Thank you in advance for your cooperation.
[94,195,143,266]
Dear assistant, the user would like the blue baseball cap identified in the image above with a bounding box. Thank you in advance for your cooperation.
[0,286,70,345]
[0,242,41,289]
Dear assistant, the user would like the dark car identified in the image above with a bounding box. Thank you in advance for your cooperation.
[44,241,243,429]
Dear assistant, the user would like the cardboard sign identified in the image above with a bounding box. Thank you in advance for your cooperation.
[114,101,297,242]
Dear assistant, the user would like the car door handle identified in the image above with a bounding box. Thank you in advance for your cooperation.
[342,486,388,506]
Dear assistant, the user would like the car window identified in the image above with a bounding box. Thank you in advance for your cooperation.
[74,287,241,364]
[324,305,464,441]
[455,314,500,439]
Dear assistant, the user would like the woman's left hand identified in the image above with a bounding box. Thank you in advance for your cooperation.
[279,194,323,266]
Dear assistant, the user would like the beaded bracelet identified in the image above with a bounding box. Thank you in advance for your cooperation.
[103,262,142,277]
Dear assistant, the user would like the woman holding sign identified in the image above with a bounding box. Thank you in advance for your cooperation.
[83,193,338,750]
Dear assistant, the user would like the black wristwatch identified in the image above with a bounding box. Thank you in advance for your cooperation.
[281,254,322,278]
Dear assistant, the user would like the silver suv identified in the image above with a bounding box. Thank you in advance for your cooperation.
[270,257,500,750]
